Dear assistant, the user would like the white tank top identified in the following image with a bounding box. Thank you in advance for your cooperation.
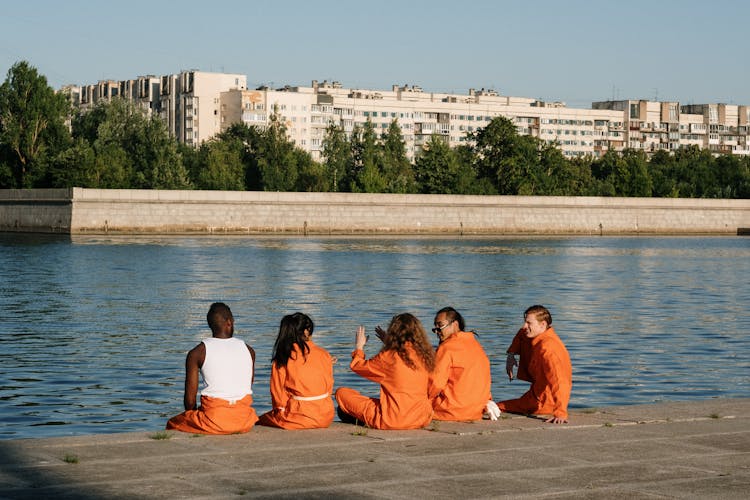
[200,337,253,401]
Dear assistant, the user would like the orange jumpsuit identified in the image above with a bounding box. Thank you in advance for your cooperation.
[258,341,335,429]
[508,328,533,383]
[335,344,432,430]
[497,327,572,420]
[166,394,258,434]
[429,331,492,421]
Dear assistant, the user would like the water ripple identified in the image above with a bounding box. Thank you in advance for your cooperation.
[1,233,749,438]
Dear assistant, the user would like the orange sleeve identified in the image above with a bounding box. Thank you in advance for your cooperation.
[349,349,390,383]
[269,362,288,410]
[507,328,525,354]
[428,345,450,400]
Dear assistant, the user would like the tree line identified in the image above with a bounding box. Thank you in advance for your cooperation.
[2,61,749,198]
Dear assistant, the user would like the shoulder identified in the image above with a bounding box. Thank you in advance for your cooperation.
[187,342,206,366]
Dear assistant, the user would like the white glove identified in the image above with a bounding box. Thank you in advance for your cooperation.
[485,400,501,421]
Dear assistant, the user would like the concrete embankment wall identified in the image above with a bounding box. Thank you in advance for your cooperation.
[1,187,749,235]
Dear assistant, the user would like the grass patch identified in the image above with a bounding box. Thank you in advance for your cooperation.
[709,413,720,419]
[62,453,79,464]
[150,431,172,440]
[603,422,613,428]
[351,423,368,436]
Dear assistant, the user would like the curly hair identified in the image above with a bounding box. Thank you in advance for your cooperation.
[382,313,435,372]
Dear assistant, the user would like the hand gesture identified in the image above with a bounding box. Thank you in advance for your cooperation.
[374,325,387,343]
[355,325,368,351]
[506,353,518,381]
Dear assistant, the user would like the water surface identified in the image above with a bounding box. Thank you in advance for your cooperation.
[1,234,748,439]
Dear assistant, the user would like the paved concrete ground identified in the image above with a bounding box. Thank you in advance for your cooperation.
[1,399,748,499]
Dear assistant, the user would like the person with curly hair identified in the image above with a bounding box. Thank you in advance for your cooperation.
[335,313,435,430]
[258,312,335,429]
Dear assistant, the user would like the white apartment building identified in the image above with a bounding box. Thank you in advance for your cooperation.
[70,71,247,147]
[66,72,750,160]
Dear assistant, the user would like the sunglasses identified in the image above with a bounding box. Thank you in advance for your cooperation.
[432,320,453,334]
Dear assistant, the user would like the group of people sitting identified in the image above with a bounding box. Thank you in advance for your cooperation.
[166,302,572,434]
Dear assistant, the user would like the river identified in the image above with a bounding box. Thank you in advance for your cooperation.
[1,233,748,439]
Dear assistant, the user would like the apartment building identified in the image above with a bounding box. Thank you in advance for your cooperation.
[159,71,246,146]
[68,71,247,147]
[65,72,750,160]
[593,100,750,156]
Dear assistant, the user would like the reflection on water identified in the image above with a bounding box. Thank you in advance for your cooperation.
[1,234,749,439]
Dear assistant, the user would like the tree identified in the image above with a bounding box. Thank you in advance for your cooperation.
[621,149,652,197]
[0,61,71,187]
[90,98,191,189]
[349,120,384,192]
[216,122,263,190]
[194,139,245,190]
[471,116,538,194]
[648,149,679,197]
[294,149,328,192]
[414,134,460,194]
[256,109,298,191]
[381,120,415,193]
[321,123,349,192]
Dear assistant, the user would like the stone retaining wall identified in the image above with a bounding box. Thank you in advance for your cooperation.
[1,188,748,235]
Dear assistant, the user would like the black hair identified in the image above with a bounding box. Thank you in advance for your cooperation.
[435,306,465,331]
[271,312,314,367]
[207,302,233,334]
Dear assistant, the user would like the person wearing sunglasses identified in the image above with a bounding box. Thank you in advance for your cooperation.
[428,307,495,421]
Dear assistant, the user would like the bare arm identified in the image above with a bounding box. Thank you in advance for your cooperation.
[246,344,256,385]
[183,343,205,411]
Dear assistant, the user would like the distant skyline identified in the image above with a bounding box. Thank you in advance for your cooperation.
[3,0,749,108]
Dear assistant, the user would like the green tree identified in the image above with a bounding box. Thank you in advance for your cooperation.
[256,110,299,191]
[672,145,715,197]
[349,120,384,192]
[91,98,191,189]
[621,149,652,197]
[414,134,461,194]
[711,154,749,199]
[194,139,245,190]
[471,116,538,194]
[294,149,328,192]
[381,120,415,193]
[648,149,679,197]
[0,61,71,187]
[321,123,349,192]
[216,122,263,190]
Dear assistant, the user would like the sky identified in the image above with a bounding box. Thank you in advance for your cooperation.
[2,0,749,108]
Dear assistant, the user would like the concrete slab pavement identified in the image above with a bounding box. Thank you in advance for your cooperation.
[1,399,748,499]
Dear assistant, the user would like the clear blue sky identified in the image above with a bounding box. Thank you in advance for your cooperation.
[2,0,748,108]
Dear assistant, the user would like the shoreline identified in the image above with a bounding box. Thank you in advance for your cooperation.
[2,188,749,235]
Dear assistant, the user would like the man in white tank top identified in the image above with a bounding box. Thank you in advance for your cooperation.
[166,303,259,434]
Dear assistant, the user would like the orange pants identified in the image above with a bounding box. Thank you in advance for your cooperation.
[258,397,334,430]
[166,394,258,434]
